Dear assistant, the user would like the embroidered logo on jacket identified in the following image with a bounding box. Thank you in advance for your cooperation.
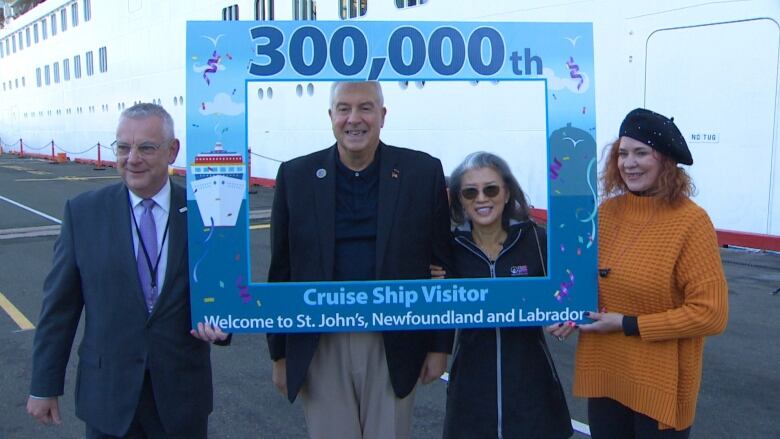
[510,265,529,276]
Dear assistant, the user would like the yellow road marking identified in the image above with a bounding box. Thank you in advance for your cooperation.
[16,175,120,182]
[249,224,270,230]
[0,291,35,330]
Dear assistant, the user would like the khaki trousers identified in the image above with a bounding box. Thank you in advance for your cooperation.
[301,332,416,439]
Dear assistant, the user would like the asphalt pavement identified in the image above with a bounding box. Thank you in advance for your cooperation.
[0,154,777,438]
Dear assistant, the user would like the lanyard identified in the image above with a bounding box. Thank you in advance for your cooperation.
[130,202,170,292]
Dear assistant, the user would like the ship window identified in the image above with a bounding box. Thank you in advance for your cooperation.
[99,46,107,73]
[339,0,367,19]
[17,31,23,50]
[222,4,239,21]
[72,3,79,27]
[22,76,26,87]
[0,42,4,58]
[45,65,51,85]
[51,13,57,36]
[2,83,5,91]
[11,34,16,53]
[53,62,60,83]
[4,38,8,55]
[255,0,274,20]
[34,23,39,43]
[36,68,42,87]
[74,55,82,79]
[15,78,19,88]
[61,9,68,32]
[42,18,48,39]
[84,0,92,22]
[63,58,70,80]
[26,27,31,46]
[86,50,94,76]
[293,0,316,20]
[395,0,427,7]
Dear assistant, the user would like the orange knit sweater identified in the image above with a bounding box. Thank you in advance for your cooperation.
[573,193,728,430]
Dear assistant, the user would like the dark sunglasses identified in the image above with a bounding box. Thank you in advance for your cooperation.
[460,185,502,200]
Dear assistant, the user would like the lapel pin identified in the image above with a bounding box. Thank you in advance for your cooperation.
[316,168,327,179]
[179,207,188,213]
[391,168,400,179]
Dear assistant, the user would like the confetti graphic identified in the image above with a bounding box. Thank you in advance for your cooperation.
[566,56,584,90]
[554,269,576,302]
[203,51,220,85]
[236,276,251,304]
[550,157,564,180]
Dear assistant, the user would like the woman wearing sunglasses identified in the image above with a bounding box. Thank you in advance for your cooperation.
[554,109,728,438]
[433,151,572,439]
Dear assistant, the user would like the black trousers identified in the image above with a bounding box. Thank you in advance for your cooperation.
[588,397,691,439]
[85,371,207,439]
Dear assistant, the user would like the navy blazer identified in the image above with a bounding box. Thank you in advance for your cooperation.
[30,181,213,437]
[267,143,454,402]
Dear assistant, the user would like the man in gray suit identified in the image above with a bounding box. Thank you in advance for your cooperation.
[26,103,227,438]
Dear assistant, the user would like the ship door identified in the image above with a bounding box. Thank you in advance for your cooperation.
[644,18,780,235]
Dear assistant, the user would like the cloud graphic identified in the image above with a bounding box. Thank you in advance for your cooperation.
[200,93,244,116]
[192,62,227,73]
[543,67,590,94]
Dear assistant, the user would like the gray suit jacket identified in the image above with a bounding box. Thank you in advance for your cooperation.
[267,143,454,402]
[30,181,213,437]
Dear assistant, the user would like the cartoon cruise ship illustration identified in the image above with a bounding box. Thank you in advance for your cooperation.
[190,141,246,227]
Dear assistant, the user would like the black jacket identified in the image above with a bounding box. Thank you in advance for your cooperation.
[443,221,573,439]
[266,143,454,402]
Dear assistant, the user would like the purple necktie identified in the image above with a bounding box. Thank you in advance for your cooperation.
[136,199,158,312]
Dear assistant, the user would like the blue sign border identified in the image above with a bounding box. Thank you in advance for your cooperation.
[186,21,598,332]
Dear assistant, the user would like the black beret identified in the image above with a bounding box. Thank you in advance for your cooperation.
[619,108,693,165]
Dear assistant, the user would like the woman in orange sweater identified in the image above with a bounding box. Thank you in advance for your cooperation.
[569,108,728,438]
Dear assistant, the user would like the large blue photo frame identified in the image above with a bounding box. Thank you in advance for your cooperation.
[186,21,598,333]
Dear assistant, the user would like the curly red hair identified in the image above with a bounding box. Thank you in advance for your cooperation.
[600,138,695,205]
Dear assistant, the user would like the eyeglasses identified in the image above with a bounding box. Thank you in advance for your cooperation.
[460,185,502,200]
[112,141,167,158]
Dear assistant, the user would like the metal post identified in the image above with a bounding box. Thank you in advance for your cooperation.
[19,138,24,157]
[51,140,55,161]
[94,142,106,171]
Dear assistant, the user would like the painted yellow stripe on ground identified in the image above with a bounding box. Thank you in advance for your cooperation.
[0,291,35,330]
[249,224,270,230]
